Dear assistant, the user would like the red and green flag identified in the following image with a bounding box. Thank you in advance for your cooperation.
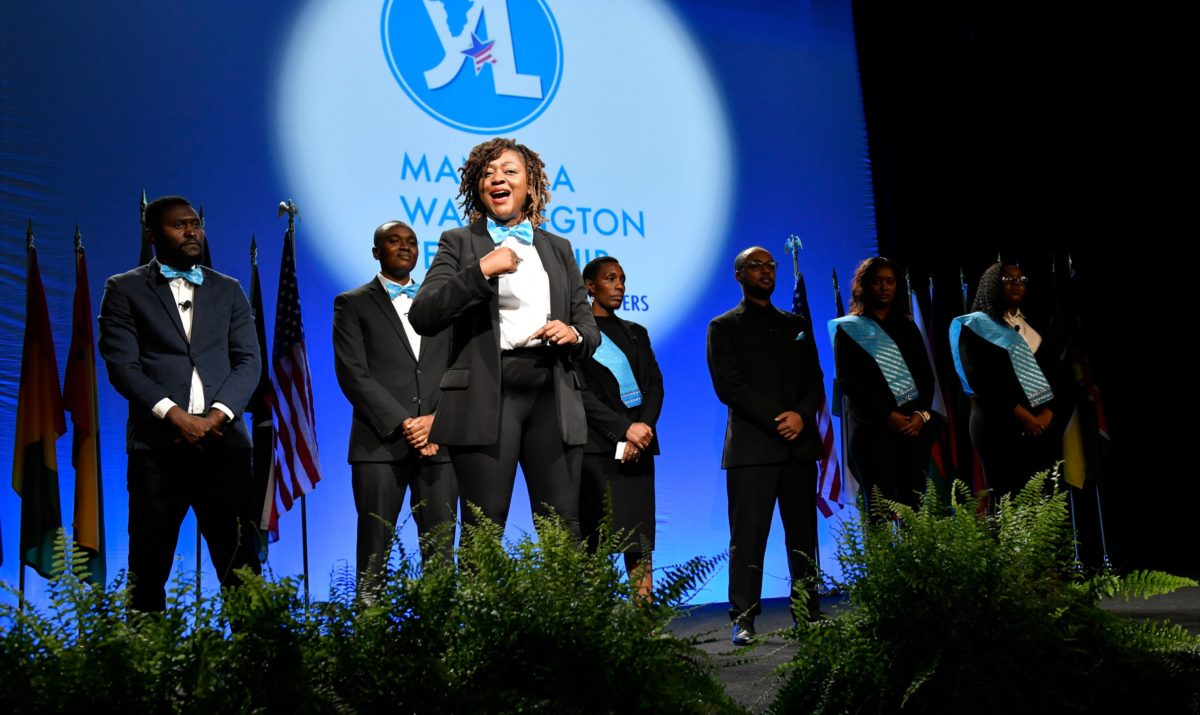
[12,225,66,579]
[63,229,106,584]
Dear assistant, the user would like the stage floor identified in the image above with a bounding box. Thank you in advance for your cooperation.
[669,587,1200,712]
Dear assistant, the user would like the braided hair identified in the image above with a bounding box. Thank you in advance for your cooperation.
[456,138,551,228]
[971,261,1020,321]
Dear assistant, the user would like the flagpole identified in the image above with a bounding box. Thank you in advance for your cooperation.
[19,219,31,609]
[1065,253,1112,568]
[278,199,310,602]
[194,207,203,608]
[1094,483,1110,567]
[782,234,823,578]
[18,220,37,609]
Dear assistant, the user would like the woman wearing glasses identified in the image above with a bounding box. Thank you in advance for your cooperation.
[951,262,1064,500]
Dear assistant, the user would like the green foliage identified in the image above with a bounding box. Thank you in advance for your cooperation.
[0,521,738,714]
[771,474,1200,714]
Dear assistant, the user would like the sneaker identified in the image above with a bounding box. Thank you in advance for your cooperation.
[731,619,755,646]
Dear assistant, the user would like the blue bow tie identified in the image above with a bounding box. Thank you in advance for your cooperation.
[384,280,418,300]
[486,219,534,245]
[159,263,205,286]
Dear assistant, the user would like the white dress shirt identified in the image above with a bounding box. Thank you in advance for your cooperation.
[1004,308,1042,354]
[151,276,234,420]
[378,273,422,358]
[494,236,552,350]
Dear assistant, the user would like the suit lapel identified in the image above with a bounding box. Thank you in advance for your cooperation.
[533,229,564,320]
[366,279,416,362]
[470,221,503,355]
[146,261,189,344]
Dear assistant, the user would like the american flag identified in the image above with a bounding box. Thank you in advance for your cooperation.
[786,242,846,518]
[264,225,322,535]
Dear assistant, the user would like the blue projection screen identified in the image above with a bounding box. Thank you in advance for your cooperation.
[0,0,876,607]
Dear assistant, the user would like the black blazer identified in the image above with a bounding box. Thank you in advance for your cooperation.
[707,300,825,469]
[578,318,664,456]
[332,278,451,463]
[409,222,600,446]
[98,260,260,451]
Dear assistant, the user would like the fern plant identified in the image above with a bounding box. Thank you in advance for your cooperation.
[771,473,1200,714]
[0,518,739,714]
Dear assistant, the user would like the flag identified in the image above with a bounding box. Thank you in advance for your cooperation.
[246,237,278,548]
[830,269,846,419]
[827,268,859,510]
[138,190,151,265]
[1054,257,1109,489]
[12,227,66,578]
[787,248,845,517]
[197,205,214,268]
[63,230,106,584]
[908,273,957,486]
[266,223,322,530]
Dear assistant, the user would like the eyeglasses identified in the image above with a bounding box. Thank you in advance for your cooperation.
[1000,275,1029,284]
[743,260,777,272]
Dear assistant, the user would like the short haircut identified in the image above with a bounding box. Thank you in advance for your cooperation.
[143,196,193,235]
[734,246,770,271]
[373,220,413,247]
[582,255,620,283]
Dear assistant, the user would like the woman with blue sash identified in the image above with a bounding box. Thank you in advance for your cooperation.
[951,262,1063,500]
[829,257,939,512]
[578,256,664,597]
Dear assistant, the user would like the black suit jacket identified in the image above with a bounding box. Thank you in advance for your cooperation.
[332,278,451,463]
[707,300,825,469]
[578,318,664,456]
[98,260,260,451]
[408,222,600,446]
[957,316,1071,423]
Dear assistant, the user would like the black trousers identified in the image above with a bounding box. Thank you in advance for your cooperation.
[352,456,457,592]
[726,459,817,621]
[450,353,581,538]
[848,415,939,513]
[126,445,261,612]
[970,405,1057,502]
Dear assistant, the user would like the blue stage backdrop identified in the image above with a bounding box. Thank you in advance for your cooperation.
[0,0,876,607]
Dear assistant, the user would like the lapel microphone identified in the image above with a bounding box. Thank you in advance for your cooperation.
[179,300,193,311]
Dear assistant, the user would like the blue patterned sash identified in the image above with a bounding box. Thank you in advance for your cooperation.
[950,312,1053,407]
[593,332,642,407]
[828,315,919,404]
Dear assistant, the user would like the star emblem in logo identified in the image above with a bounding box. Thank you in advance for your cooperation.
[461,32,497,75]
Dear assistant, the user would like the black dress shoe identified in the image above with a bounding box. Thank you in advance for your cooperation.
[731,619,755,646]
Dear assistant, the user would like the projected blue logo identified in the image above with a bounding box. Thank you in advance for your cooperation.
[381,0,563,133]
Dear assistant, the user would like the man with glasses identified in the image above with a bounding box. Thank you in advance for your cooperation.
[706,246,826,645]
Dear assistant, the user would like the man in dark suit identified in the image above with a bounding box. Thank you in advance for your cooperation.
[706,246,826,645]
[333,221,457,595]
[99,195,262,612]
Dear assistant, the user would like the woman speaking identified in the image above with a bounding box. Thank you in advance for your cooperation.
[409,138,599,537]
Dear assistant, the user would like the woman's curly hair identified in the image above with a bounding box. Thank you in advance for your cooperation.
[456,138,551,228]
[848,256,901,317]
